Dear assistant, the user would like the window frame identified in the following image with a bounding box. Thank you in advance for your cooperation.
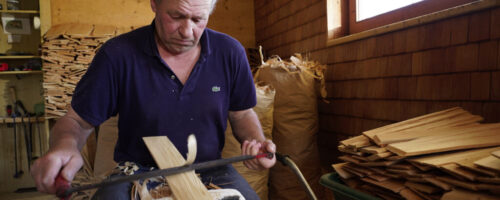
[349,0,479,34]
[326,0,500,46]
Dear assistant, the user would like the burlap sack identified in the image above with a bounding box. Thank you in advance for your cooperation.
[93,116,119,177]
[255,54,326,200]
[221,83,276,200]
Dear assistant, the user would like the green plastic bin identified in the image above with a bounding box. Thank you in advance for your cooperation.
[320,173,381,200]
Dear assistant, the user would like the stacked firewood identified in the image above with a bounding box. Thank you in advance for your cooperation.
[334,107,500,200]
[41,23,132,117]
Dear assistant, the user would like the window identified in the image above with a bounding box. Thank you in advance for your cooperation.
[356,0,423,21]
[350,0,478,33]
[327,0,484,43]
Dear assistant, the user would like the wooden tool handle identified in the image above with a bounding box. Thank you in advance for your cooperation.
[55,173,71,200]
[9,87,17,102]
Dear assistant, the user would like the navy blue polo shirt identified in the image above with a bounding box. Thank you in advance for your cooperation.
[71,23,256,166]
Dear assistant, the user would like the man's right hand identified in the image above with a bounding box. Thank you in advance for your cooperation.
[30,146,83,194]
[31,107,94,194]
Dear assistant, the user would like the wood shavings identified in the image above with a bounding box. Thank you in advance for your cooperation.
[255,46,328,101]
[185,134,197,165]
[117,161,140,175]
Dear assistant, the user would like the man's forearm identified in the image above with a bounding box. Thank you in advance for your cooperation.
[50,114,94,151]
[228,109,265,143]
[230,108,277,170]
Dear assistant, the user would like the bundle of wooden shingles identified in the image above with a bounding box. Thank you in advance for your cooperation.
[41,23,132,117]
[334,107,500,200]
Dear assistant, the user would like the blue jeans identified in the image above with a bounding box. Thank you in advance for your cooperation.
[91,165,260,200]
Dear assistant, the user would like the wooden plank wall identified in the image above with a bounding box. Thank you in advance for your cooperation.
[254,0,500,171]
[49,0,255,48]
[208,0,256,48]
[49,0,154,29]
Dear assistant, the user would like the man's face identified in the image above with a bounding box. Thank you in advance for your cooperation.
[151,0,211,54]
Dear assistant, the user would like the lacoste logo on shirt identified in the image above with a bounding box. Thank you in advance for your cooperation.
[212,86,221,92]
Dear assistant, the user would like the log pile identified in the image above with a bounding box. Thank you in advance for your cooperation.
[41,23,132,118]
[334,107,500,200]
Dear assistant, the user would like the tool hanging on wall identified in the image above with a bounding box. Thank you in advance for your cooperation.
[10,87,33,170]
[6,105,12,126]
[21,113,32,169]
[28,113,34,159]
[34,108,44,157]
[10,104,23,178]
[33,103,45,157]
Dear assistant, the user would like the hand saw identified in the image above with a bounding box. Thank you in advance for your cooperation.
[55,152,273,199]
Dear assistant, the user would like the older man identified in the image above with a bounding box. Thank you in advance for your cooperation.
[31,0,276,199]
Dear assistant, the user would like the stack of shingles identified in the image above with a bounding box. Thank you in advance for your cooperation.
[334,107,500,200]
[41,23,131,117]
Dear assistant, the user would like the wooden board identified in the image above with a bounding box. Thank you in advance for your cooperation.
[366,151,394,161]
[360,146,387,154]
[44,24,68,39]
[410,162,434,171]
[407,188,441,200]
[143,136,212,200]
[422,177,452,191]
[409,147,500,167]
[440,163,481,181]
[360,177,406,193]
[404,181,442,194]
[338,145,365,156]
[374,118,482,145]
[332,163,353,179]
[363,107,465,140]
[357,160,399,167]
[386,125,500,156]
[341,166,366,178]
[477,176,500,184]
[458,161,500,177]
[359,184,401,200]
[92,25,117,37]
[437,176,500,192]
[387,163,416,170]
[474,156,500,173]
[342,163,376,176]
[399,188,425,200]
[441,189,500,200]
[340,135,371,149]
[65,23,94,37]
[436,176,480,191]
[492,150,500,159]
[367,173,391,182]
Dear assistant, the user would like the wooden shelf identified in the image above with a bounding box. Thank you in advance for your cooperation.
[0,71,42,75]
[0,55,40,59]
[0,116,45,124]
[0,10,39,14]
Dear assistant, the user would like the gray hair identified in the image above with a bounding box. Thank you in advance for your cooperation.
[155,0,218,14]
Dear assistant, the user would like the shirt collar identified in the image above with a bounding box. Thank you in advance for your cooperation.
[145,20,212,59]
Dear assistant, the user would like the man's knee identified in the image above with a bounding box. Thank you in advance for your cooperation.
[92,181,132,200]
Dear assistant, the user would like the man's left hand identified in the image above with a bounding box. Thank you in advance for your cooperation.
[241,139,276,170]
